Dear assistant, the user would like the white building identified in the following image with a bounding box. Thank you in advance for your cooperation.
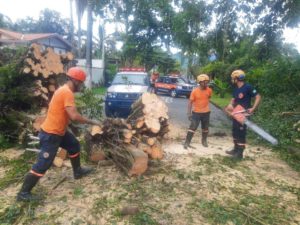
[76,59,104,86]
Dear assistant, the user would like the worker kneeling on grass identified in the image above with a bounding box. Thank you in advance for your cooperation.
[184,74,212,149]
[17,67,101,202]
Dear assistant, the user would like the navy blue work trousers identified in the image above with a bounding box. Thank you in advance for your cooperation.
[31,129,80,175]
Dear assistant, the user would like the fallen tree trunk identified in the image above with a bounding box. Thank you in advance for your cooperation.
[84,93,169,176]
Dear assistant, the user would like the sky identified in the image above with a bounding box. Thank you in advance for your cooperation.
[1,0,300,52]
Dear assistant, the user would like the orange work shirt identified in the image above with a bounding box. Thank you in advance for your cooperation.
[190,87,212,113]
[41,84,75,136]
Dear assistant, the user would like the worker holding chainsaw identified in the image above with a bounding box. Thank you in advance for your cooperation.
[184,74,212,149]
[225,69,261,159]
[17,67,101,202]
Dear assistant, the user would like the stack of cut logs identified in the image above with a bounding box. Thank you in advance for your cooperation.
[85,93,169,176]
[23,43,74,105]
[52,148,71,168]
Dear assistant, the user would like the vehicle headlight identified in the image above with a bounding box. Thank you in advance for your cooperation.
[177,86,183,89]
[106,92,117,98]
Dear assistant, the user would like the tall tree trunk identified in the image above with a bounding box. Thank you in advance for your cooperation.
[99,24,106,85]
[75,0,87,58]
[86,0,93,88]
[77,16,82,58]
[69,0,74,53]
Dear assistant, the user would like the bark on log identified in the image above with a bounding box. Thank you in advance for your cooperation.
[89,149,106,162]
[127,147,148,176]
[84,93,168,175]
[138,143,152,155]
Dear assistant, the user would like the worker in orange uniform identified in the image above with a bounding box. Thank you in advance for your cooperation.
[17,67,101,202]
[184,74,212,149]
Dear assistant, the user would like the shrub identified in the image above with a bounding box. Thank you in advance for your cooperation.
[76,88,103,119]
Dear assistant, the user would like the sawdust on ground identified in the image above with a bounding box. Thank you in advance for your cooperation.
[0,124,299,225]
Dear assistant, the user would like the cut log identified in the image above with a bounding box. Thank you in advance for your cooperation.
[127,147,148,176]
[23,67,31,74]
[57,148,67,160]
[30,43,42,61]
[48,84,56,92]
[135,117,145,129]
[150,144,163,160]
[41,94,49,101]
[33,115,46,132]
[66,52,74,61]
[144,117,160,133]
[122,129,133,139]
[89,149,106,162]
[63,160,72,168]
[90,125,103,136]
[53,157,63,167]
[83,92,168,176]
[41,87,48,93]
[141,135,156,146]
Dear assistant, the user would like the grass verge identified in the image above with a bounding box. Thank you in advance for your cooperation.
[210,92,231,109]
[0,152,35,189]
[92,86,107,95]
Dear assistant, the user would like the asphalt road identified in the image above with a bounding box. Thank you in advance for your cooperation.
[158,94,231,133]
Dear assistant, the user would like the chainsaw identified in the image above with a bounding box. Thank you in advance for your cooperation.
[229,105,278,145]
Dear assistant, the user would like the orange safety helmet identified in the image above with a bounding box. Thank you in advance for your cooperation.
[67,67,86,82]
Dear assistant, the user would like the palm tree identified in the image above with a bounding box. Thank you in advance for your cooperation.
[74,0,87,58]
[69,0,74,51]
[86,0,93,88]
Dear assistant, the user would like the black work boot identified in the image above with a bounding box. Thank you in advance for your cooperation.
[226,141,238,155]
[225,148,237,155]
[17,173,41,202]
[183,131,194,149]
[201,132,208,147]
[231,146,245,159]
[70,156,94,179]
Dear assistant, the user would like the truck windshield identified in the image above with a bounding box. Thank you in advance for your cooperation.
[112,73,149,85]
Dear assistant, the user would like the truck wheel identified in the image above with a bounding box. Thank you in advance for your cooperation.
[170,89,177,98]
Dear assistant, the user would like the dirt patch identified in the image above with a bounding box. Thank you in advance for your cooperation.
[0,124,299,225]
[0,148,24,160]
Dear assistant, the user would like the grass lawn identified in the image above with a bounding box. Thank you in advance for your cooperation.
[92,86,107,95]
[210,92,232,108]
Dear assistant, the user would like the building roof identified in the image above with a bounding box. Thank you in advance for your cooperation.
[0,28,72,48]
